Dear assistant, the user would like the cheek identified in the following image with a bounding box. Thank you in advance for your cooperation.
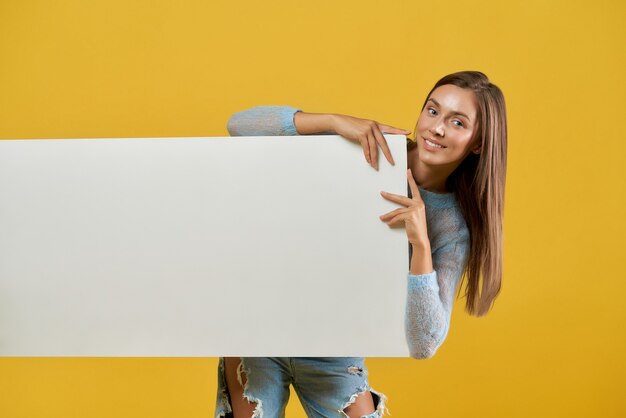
[456,133,478,154]
[446,132,474,153]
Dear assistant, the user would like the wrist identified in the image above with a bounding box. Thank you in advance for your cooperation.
[410,237,431,249]
[323,113,337,133]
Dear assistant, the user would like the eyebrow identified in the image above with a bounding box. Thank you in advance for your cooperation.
[427,98,472,121]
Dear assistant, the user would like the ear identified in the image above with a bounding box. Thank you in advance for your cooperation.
[470,134,481,154]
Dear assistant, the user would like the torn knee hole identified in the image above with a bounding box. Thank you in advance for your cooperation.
[347,366,365,375]
[341,388,375,417]
[234,360,263,417]
[341,387,389,418]
[236,360,248,387]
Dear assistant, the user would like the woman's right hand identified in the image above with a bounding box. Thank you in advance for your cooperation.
[329,114,411,170]
[294,111,412,170]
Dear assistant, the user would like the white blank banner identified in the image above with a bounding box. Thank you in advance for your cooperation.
[0,135,409,356]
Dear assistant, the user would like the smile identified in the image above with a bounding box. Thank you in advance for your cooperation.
[424,138,446,149]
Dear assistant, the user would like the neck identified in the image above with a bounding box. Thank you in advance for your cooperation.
[408,149,455,194]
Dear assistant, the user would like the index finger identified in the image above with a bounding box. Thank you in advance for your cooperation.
[372,128,395,166]
[378,124,412,135]
[407,168,421,201]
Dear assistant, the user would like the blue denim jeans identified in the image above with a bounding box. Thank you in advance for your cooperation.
[215,357,388,418]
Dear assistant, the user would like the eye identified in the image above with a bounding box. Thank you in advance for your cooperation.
[427,107,437,116]
[452,120,464,128]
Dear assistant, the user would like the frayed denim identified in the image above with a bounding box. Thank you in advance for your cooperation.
[215,357,388,418]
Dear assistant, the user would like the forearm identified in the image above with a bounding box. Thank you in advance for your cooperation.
[405,276,448,359]
[293,112,337,135]
[405,240,447,359]
[409,240,433,275]
[405,238,468,359]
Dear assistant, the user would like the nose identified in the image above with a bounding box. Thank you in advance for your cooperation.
[429,118,445,137]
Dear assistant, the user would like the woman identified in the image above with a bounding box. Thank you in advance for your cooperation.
[215,71,507,418]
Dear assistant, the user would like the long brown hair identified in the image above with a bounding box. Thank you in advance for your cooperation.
[413,71,508,317]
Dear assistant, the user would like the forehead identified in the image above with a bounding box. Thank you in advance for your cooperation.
[428,84,478,120]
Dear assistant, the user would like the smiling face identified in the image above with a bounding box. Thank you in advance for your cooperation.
[413,84,481,170]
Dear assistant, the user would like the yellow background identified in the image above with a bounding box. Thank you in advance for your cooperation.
[1,0,625,417]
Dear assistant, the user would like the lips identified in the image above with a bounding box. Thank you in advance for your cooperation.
[423,137,446,149]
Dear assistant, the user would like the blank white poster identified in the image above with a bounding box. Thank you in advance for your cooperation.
[0,135,410,356]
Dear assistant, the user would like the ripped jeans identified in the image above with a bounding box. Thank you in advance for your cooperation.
[215,357,389,418]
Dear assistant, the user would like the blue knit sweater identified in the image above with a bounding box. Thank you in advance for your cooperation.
[227,106,470,359]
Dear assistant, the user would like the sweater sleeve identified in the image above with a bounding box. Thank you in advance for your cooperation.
[226,106,302,136]
[405,237,469,359]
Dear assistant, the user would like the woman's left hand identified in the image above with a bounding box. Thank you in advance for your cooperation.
[379,169,429,246]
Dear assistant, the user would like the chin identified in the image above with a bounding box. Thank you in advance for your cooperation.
[417,147,446,163]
